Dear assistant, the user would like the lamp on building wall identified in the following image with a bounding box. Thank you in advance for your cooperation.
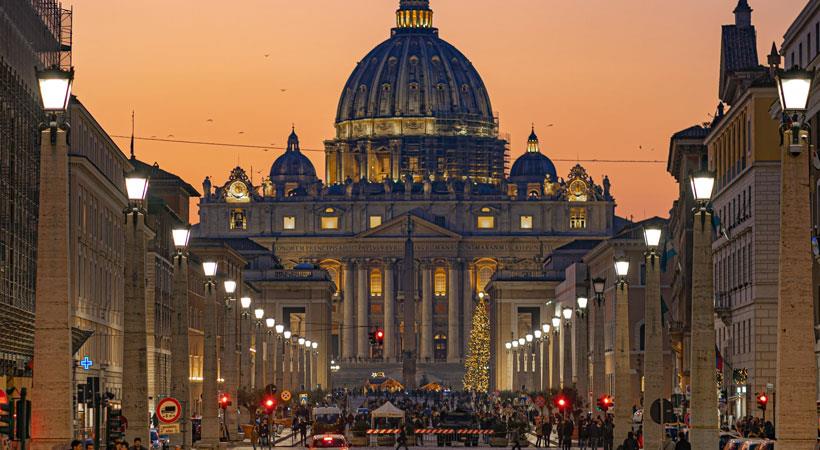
[562,306,573,327]
[265,318,275,335]
[203,261,218,279]
[592,278,606,306]
[776,67,813,118]
[505,342,512,351]
[223,280,237,308]
[284,330,292,340]
[541,323,551,334]
[577,296,589,318]
[240,296,252,314]
[551,316,561,332]
[125,176,149,212]
[254,308,264,327]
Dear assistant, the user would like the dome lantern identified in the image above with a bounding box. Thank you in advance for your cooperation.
[396,0,433,30]
[527,126,540,153]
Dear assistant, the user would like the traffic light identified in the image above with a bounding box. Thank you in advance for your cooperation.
[554,395,570,413]
[262,396,276,415]
[756,393,768,411]
[107,407,124,446]
[0,388,14,440]
[597,395,613,413]
[219,393,231,410]
[375,329,384,344]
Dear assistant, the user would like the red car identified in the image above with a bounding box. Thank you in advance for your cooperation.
[309,434,349,450]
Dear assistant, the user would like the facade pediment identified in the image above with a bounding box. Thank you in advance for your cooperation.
[357,214,461,240]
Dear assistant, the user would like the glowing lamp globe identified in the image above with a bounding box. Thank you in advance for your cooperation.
[577,296,589,310]
[614,258,630,278]
[551,316,561,329]
[240,296,252,309]
[689,171,715,203]
[541,323,550,334]
[254,308,264,320]
[284,330,292,339]
[534,330,542,339]
[562,307,573,320]
[37,67,74,112]
[125,177,149,202]
[203,261,218,277]
[644,226,662,249]
[172,228,191,250]
[223,280,237,294]
[275,324,284,334]
[505,342,512,350]
[265,318,274,328]
[776,67,813,112]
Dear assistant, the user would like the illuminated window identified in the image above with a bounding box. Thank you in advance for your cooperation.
[570,207,587,229]
[369,216,383,229]
[520,215,533,229]
[325,207,335,213]
[283,216,296,230]
[230,208,247,230]
[370,269,383,296]
[480,207,491,213]
[477,266,494,292]
[434,268,447,297]
[321,216,339,230]
[477,216,495,229]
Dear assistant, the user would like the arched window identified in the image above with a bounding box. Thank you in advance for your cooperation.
[477,266,494,293]
[370,269,383,297]
[434,268,447,297]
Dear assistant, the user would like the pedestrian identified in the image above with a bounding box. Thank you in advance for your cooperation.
[542,418,552,448]
[535,418,544,448]
[299,417,308,446]
[70,440,83,450]
[561,419,573,450]
[129,437,147,450]
[396,428,409,450]
[603,419,614,450]
[621,431,639,450]
[674,435,691,450]
[510,426,521,450]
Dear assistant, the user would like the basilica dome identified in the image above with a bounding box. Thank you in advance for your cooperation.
[270,129,317,181]
[510,128,558,182]
[335,0,494,126]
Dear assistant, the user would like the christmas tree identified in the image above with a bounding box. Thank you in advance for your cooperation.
[463,294,490,392]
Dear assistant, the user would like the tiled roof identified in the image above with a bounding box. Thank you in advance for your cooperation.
[721,25,758,74]
[671,125,709,140]
[130,157,200,197]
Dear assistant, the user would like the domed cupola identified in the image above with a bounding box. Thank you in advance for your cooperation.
[270,128,318,183]
[509,127,558,183]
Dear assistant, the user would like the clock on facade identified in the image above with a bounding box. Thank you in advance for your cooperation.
[227,180,250,202]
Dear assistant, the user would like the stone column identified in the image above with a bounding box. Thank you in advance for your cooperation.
[122,211,151,445]
[275,336,284,390]
[448,262,461,362]
[200,279,220,448]
[383,260,396,361]
[31,130,73,450]
[689,208,719,449]
[775,130,817,449]
[576,313,590,411]
[170,255,191,448]
[421,263,433,361]
[342,261,355,360]
[541,337,549,392]
[254,323,264,389]
[644,251,664,450]
[613,278,632,443]
[356,262,369,359]
[561,320,572,388]
[462,263,473,359]
[551,330,560,390]
[222,302,238,440]
[593,296,606,400]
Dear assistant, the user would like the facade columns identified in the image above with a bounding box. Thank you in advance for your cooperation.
[356,261,369,359]
[774,129,817,448]
[689,208,719,449]
[575,311,590,411]
[462,263,473,360]
[342,260,355,360]
[122,211,151,445]
[551,329,560,389]
[644,251,664,450]
[448,261,461,362]
[254,323,264,389]
[200,280,220,448]
[421,263,433,361]
[613,278,632,443]
[561,319,572,388]
[170,255,191,448]
[30,130,73,450]
[592,297,606,401]
[383,260,396,361]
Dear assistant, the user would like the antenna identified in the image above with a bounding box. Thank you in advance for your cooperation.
[130,111,135,159]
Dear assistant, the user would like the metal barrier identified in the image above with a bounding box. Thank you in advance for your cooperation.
[365,429,492,446]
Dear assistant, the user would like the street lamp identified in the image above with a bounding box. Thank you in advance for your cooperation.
[771,65,817,445]
[505,342,512,351]
[37,66,74,144]
[533,330,542,340]
[275,324,284,335]
[512,340,519,349]
[284,330,292,340]
[541,323,551,334]
[551,316,561,332]
[643,225,662,253]
[240,296,252,312]
[592,277,606,306]
[224,280,237,295]
[525,334,533,344]
[689,171,715,207]
[612,255,632,442]
[203,261,218,279]
[200,260,219,447]
[614,258,630,283]
[298,337,306,346]
[254,308,264,326]
[172,228,191,256]
[266,318,275,335]
[576,296,588,318]
[125,176,149,212]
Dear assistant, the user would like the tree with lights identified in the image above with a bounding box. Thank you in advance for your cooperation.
[463,293,490,392]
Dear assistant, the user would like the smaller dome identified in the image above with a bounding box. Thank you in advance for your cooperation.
[270,129,317,181]
[509,127,557,182]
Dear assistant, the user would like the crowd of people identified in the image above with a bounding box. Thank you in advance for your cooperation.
[730,416,775,440]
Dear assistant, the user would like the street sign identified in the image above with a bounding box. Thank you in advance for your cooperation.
[650,399,674,424]
[155,397,181,424]
[159,424,179,434]
[280,390,291,402]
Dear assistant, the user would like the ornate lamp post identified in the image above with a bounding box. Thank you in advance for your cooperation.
[254,308,264,389]
[283,330,293,391]
[239,296,251,388]
[275,324,285,388]
[170,228,192,449]
[30,66,76,450]
[612,256,632,442]
[773,66,817,449]
[311,341,319,390]
[688,170,718,449]
[551,316,561,389]
[200,261,221,447]
[265,318,275,387]
[643,224,664,450]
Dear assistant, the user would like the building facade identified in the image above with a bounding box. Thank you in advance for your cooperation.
[196,0,620,388]
[0,0,67,383]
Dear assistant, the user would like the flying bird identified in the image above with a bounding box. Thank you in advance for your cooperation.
[264,54,270,58]
[238,131,245,135]
[167,134,175,138]
[206,118,214,122]
[280,89,288,92]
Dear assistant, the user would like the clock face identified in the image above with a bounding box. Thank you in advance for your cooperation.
[228,181,249,200]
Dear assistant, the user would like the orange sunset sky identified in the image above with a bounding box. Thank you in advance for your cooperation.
[63,0,807,222]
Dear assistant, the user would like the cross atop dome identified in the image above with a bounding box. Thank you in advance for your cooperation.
[396,0,433,30]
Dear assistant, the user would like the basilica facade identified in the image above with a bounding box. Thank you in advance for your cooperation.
[195,0,620,388]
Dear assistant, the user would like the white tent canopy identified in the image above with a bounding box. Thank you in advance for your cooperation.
[370,401,405,427]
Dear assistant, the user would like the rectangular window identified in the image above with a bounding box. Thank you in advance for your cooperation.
[369,215,382,229]
[477,216,495,229]
[321,216,339,230]
[369,270,382,296]
[569,207,587,229]
[230,208,247,230]
[283,216,296,230]
[520,215,533,230]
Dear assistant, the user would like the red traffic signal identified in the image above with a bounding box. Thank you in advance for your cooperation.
[376,329,384,341]
[218,394,231,409]
[262,396,276,414]
[597,395,613,412]
[554,395,569,411]
[756,393,768,410]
